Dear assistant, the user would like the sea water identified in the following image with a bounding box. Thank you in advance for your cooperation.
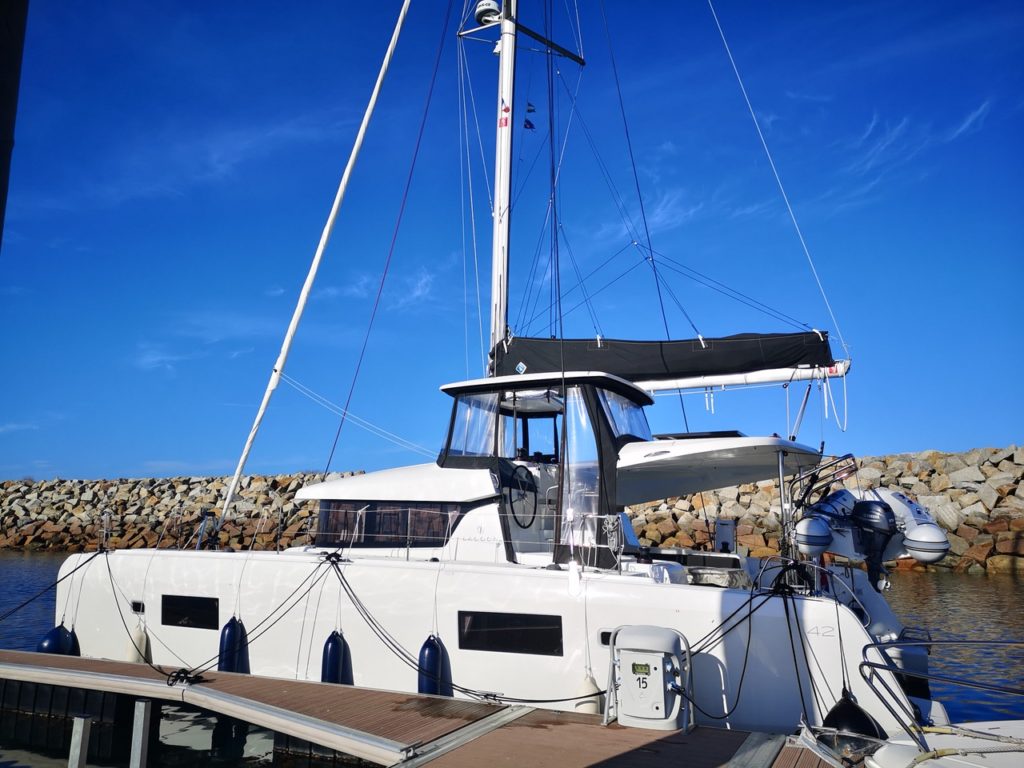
[1,550,1022,765]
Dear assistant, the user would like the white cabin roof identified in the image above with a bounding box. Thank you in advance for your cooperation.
[616,435,821,505]
[295,462,498,504]
[441,370,653,406]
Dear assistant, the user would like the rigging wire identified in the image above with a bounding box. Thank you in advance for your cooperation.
[599,0,692,430]
[527,254,646,330]
[458,44,494,213]
[281,372,434,458]
[0,549,103,625]
[546,67,811,340]
[458,39,471,378]
[653,249,813,330]
[186,560,335,679]
[457,42,488,374]
[559,223,603,336]
[515,67,586,336]
[597,0,697,345]
[521,241,633,330]
[322,0,456,476]
[545,0,562,338]
[553,69,643,251]
[706,0,850,359]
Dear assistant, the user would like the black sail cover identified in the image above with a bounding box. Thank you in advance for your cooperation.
[492,332,835,382]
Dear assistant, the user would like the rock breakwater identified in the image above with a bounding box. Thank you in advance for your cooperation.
[1,446,1021,573]
[626,446,1024,574]
[0,472,355,552]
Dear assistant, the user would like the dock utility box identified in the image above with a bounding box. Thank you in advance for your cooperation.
[607,626,694,731]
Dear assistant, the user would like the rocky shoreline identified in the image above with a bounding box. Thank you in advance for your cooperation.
[1,446,1021,573]
[627,445,1024,574]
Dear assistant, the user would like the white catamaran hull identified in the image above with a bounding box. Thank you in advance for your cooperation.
[57,544,910,736]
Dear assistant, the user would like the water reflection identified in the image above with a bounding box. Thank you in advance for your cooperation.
[0,551,62,651]
[887,569,1024,721]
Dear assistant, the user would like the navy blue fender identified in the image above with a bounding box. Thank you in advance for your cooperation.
[36,624,80,656]
[321,630,352,685]
[217,617,251,673]
[417,635,452,697]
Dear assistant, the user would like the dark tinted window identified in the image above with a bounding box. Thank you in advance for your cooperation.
[161,595,219,630]
[458,611,563,656]
[316,501,465,548]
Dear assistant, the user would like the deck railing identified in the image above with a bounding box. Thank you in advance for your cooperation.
[858,639,1024,751]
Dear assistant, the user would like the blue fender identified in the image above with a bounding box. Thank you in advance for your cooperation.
[418,635,452,697]
[217,617,251,673]
[36,624,80,656]
[321,630,351,684]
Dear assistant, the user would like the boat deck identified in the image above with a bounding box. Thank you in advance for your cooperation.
[0,650,836,767]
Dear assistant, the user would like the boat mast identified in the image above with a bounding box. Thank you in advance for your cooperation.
[218,1,412,519]
[488,0,517,365]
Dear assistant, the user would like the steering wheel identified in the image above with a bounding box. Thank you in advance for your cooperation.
[506,465,538,529]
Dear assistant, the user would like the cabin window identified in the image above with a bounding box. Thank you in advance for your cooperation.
[315,500,465,548]
[457,610,563,656]
[161,595,219,630]
[598,389,652,442]
[447,393,499,457]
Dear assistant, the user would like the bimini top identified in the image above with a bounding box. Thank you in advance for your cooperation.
[440,370,653,406]
[492,332,834,383]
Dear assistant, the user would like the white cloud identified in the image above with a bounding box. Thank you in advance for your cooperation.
[852,112,880,149]
[340,275,376,299]
[784,90,834,104]
[945,100,991,142]
[264,286,285,297]
[134,342,194,372]
[391,269,435,310]
[0,422,39,434]
[728,199,777,219]
[646,189,704,234]
[174,309,281,344]
[19,108,356,213]
[845,116,911,175]
[592,188,703,243]
[315,286,342,300]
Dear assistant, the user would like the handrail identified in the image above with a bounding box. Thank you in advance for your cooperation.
[858,639,1024,752]
[753,555,872,629]
[789,453,858,512]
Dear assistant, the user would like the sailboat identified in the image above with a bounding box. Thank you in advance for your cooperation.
[47,2,1022,764]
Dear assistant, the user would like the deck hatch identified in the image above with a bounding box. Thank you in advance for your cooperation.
[457,610,563,656]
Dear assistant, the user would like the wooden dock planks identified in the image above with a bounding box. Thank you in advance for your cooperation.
[0,650,836,767]
[415,709,751,767]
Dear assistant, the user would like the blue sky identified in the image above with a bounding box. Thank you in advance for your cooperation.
[2,1,1021,481]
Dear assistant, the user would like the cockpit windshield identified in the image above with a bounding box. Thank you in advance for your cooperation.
[444,389,563,463]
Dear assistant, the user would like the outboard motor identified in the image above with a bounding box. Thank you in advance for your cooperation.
[851,499,897,591]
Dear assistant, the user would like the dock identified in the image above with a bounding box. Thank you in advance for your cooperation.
[0,650,836,767]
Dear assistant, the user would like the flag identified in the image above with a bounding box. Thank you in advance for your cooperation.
[524,118,535,130]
